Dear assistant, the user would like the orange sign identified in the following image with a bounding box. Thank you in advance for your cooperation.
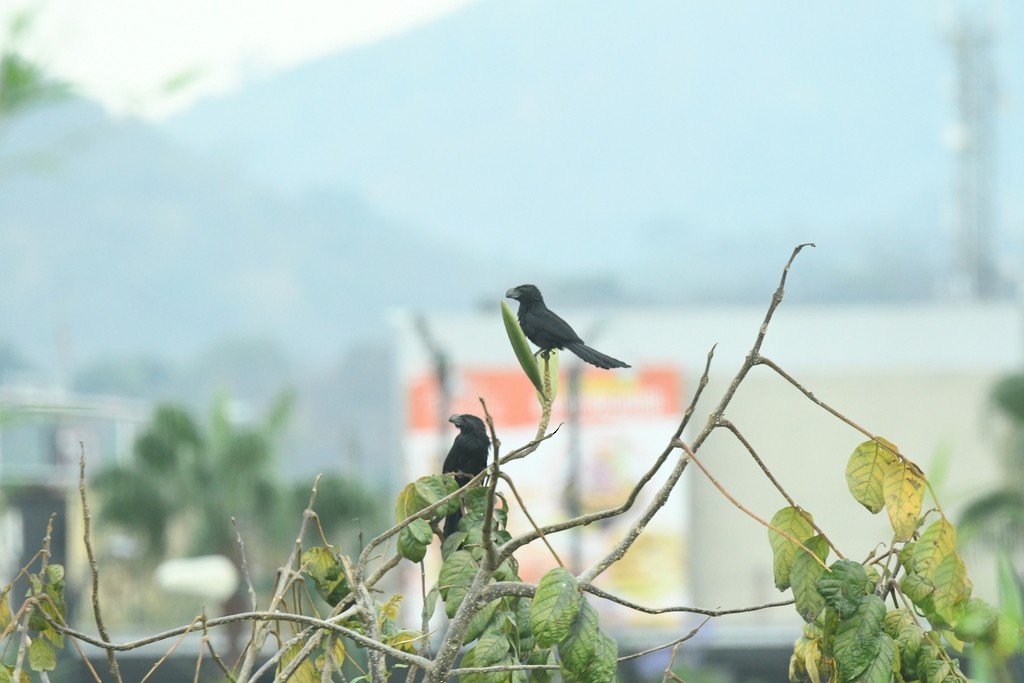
[407,366,682,430]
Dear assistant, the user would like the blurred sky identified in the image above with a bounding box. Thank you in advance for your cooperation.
[1,0,476,118]
[2,0,1023,372]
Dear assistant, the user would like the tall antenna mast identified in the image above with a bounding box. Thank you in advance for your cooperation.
[947,8,998,299]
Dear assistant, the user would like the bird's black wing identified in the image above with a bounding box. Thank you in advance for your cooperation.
[520,304,583,350]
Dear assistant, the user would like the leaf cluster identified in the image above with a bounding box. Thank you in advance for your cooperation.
[776,439,1024,683]
[0,563,67,680]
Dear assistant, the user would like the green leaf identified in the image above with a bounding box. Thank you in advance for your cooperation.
[848,632,895,683]
[882,458,925,541]
[846,438,899,514]
[396,475,460,522]
[833,594,885,681]
[531,567,582,648]
[501,300,544,393]
[0,664,32,683]
[816,560,870,620]
[899,571,935,604]
[414,475,460,515]
[791,536,830,622]
[991,611,1024,657]
[440,530,467,558]
[398,518,433,563]
[45,564,64,584]
[911,519,957,580]
[768,506,816,590]
[301,546,351,606]
[424,586,440,622]
[526,649,556,683]
[472,627,511,667]
[438,550,479,618]
[559,601,617,683]
[952,597,998,642]
[464,599,500,644]
[930,553,971,628]
[28,637,56,672]
[395,482,419,521]
[515,596,535,651]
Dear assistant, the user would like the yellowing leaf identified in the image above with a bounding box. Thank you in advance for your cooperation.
[882,458,925,541]
[912,519,957,580]
[768,506,816,591]
[28,638,56,672]
[846,438,900,514]
[931,553,972,627]
[0,589,12,636]
[277,643,319,683]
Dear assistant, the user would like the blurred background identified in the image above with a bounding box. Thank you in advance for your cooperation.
[1,1,1023,681]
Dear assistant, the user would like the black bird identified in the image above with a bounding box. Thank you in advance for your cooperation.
[442,413,490,538]
[505,284,630,370]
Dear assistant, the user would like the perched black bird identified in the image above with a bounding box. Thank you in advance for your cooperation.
[442,413,490,538]
[505,284,630,370]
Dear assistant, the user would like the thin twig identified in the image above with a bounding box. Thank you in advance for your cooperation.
[618,616,710,662]
[661,641,687,683]
[681,442,828,570]
[237,475,323,681]
[140,619,199,683]
[497,472,563,566]
[200,613,237,682]
[583,584,794,616]
[79,448,123,683]
[717,419,845,559]
[498,425,562,465]
[479,397,502,571]
[497,345,718,562]
[756,354,946,519]
[45,608,430,668]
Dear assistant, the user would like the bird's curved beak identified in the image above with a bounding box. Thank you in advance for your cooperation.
[448,414,462,426]
[505,287,518,298]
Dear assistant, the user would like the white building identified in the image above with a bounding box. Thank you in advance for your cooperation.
[391,300,1023,663]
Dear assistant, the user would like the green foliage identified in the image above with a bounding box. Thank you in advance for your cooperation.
[0,563,69,677]
[301,546,351,607]
[779,438,1023,683]
[531,568,582,648]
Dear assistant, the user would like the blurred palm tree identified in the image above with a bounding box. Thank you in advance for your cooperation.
[93,393,382,655]
[960,374,1024,543]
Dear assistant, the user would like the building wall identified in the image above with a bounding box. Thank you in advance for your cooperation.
[392,302,1024,648]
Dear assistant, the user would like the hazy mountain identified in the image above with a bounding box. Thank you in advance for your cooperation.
[0,99,503,370]
[163,0,1024,297]
[5,0,1023,377]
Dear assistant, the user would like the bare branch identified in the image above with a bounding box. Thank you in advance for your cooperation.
[78,447,123,683]
[681,441,828,570]
[717,418,845,559]
[479,397,502,571]
[617,617,710,662]
[583,584,794,616]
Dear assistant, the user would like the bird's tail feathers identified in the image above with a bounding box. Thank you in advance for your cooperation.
[443,510,462,538]
[566,342,631,369]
